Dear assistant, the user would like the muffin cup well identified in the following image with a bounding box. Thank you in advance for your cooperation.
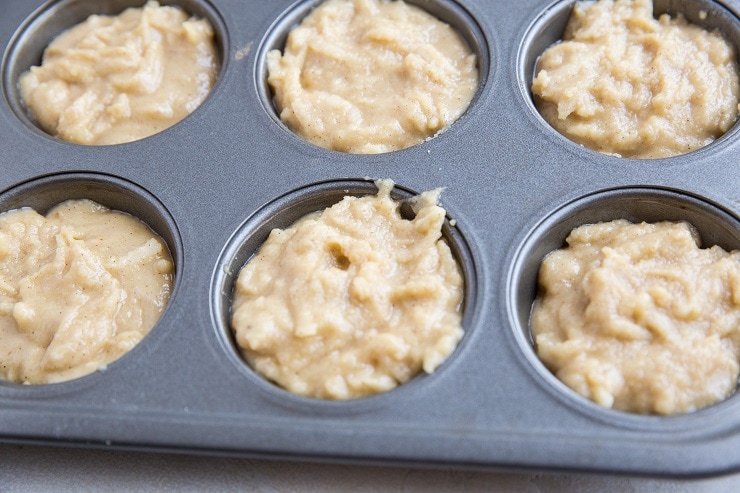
[508,187,740,420]
[0,171,182,387]
[254,0,491,152]
[211,178,478,402]
[2,0,228,143]
[517,0,740,158]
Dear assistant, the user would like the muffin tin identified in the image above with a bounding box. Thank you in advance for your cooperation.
[1,0,739,477]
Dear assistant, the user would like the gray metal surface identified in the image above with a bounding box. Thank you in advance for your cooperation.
[0,0,739,478]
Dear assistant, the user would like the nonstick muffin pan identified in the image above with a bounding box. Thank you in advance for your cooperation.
[1,0,739,477]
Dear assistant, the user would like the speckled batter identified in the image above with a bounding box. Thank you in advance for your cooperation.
[267,0,478,153]
[231,180,464,399]
[532,220,740,414]
[0,199,174,384]
[19,1,218,145]
[532,0,739,158]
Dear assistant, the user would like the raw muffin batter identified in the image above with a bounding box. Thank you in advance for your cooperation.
[531,220,740,415]
[531,0,740,158]
[0,199,174,384]
[231,181,464,399]
[19,1,219,145]
[267,0,479,153]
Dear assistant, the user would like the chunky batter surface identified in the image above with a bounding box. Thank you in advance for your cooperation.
[231,181,464,399]
[267,0,478,153]
[532,0,740,158]
[531,220,740,414]
[0,200,174,384]
[19,1,218,145]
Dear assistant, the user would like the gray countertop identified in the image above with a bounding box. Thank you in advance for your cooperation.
[2,444,740,492]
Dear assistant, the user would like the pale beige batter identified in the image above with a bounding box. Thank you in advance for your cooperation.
[531,220,740,415]
[267,0,479,154]
[532,0,740,158]
[19,1,219,145]
[231,181,464,399]
[0,199,174,384]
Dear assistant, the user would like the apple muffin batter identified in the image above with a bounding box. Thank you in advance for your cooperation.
[19,1,219,145]
[531,219,740,414]
[267,0,479,153]
[0,199,174,384]
[231,180,464,399]
[532,0,739,158]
